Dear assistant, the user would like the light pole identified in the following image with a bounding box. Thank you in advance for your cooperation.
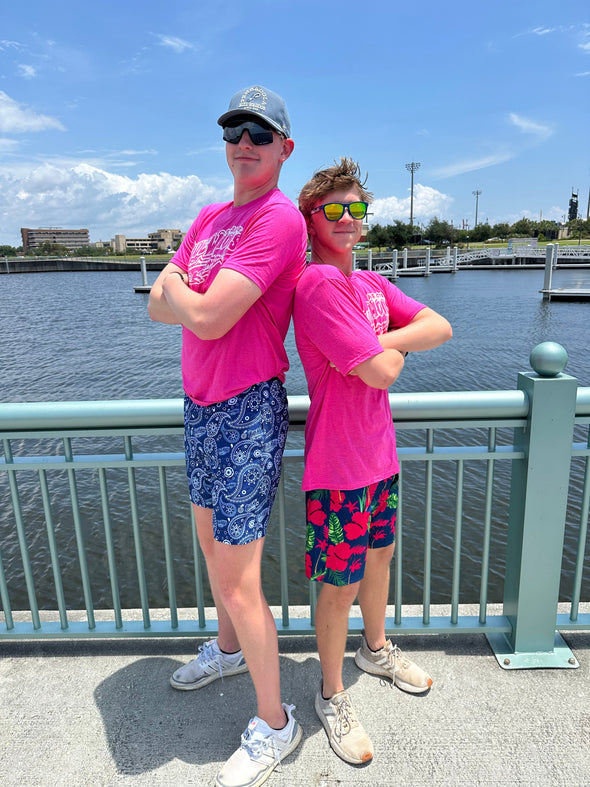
[406,162,421,229]
[472,190,481,227]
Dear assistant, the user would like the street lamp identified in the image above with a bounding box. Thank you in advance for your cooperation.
[406,162,421,228]
[472,190,481,227]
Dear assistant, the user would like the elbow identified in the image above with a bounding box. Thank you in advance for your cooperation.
[187,317,227,341]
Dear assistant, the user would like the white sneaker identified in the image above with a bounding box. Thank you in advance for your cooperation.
[170,638,248,690]
[315,688,373,765]
[215,703,302,787]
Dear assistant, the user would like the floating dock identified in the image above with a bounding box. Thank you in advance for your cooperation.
[540,288,590,301]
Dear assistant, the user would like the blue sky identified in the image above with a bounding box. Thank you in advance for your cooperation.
[0,0,588,247]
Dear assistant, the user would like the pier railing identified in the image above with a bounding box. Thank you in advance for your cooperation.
[1,343,589,669]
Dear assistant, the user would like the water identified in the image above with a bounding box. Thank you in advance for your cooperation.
[1,267,589,609]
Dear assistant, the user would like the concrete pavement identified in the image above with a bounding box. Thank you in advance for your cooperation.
[1,619,589,786]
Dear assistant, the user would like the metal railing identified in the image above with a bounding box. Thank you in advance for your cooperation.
[1,344,589,669]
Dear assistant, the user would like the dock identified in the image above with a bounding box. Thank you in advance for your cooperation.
[540,288,590,301]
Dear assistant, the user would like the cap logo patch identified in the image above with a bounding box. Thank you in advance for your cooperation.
[238,87,268,113]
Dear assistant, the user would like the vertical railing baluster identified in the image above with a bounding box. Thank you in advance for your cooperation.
[64,437,95,629]
[125,436,150,628]
[309,579,317,628]
[190,506,206,629]
[394,463,403,626]
[276,474,290,629]
[158,467,178,629]
[423,429,434,625]
[0,545,14,631]
[479,428,496,624]
[451,460,464,624]
[38,469,68,630]
[98,468,122,629]
[3,438,41,629]
[570,428,590,622]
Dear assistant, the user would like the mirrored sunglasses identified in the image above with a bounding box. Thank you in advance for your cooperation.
[310,201,369,221]
[222,120,275,146]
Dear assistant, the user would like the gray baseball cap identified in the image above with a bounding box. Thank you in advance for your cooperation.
[217,85,291,138]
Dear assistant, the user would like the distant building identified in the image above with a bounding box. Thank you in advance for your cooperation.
[21,227,89,253]
[110,229,184,254]
[568,191,578,222]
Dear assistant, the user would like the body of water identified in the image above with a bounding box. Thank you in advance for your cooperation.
[1,267,589,609]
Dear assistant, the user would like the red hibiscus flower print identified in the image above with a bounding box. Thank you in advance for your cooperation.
[330,490,344,512]
[307,499,327,527]
[344,510,370,540]
[325,542,352,573]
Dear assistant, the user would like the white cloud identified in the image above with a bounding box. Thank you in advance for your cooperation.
[369,184,453,225]
[0,138,19,153]
[433,150,513,179]
[0,161,232,244]
[0,91,65,133]
[17,64,37,79]
[508,112,553,140]
[579,41,590,52]
[575,71,590,76]
[157,35,194,53]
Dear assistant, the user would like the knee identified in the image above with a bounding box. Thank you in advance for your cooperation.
[318,583,359,614]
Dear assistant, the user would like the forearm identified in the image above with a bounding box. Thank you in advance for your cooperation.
[352,348,405,389]
[147,267,186,325]
[378,308,452,353]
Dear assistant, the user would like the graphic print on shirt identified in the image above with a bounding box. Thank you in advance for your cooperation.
[188,224,243,291]
[364,290,389,335]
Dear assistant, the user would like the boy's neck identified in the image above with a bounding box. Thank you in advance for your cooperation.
[310,248,354,276]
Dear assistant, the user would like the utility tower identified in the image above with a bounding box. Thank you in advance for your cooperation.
[405,162,421,227]
[472,190,482,227]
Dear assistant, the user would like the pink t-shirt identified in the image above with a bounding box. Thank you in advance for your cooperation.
[171,189,307,405]
[293,264,426,491]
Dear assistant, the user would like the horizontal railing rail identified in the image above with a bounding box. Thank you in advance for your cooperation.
[1,344,589,669]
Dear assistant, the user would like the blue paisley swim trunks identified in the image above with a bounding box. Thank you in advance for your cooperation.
[184,378,289,545]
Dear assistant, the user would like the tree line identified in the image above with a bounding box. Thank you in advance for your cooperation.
[366,216,590,249]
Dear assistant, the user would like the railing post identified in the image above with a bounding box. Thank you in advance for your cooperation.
[402,247,408,268]
[452,246,458,271]
[487,342,579,669]
[425,247,431,276]
[367,248,373,271]
[392,248,398,279]
[542,244,553,299]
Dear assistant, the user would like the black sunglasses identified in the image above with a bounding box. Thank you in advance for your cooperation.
[222,120,276,146]
[310,201,369,221]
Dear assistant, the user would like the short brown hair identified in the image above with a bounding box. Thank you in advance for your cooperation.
[298,157,373,221]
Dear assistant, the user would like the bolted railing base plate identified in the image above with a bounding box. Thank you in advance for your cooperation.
[486,631,579,670]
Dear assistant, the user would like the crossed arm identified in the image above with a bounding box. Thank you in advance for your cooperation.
[351,307,452,390]
[147,262,262,340]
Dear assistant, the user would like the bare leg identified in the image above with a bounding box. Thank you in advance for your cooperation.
[314,581,359,698]
[193,504,240,653]
[356,544,395,651]
[195,503,285,729]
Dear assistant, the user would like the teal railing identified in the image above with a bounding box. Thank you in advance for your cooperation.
[1,343,589,669]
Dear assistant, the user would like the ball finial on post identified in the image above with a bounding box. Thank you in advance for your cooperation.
[529,342,568,377]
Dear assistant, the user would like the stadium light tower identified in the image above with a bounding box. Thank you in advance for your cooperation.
[472,190,482,227]
[405,162,421,227]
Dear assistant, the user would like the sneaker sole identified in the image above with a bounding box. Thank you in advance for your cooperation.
[314,695,373,765]
[169,662,249,691]
[354,649,432,694]
[214,722,303,787]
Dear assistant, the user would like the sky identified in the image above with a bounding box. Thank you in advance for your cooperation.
[0,0,589,247]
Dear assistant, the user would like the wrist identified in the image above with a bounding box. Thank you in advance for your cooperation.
[165,270,187,285]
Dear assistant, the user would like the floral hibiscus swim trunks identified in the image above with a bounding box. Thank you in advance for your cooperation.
[305,474,398,586]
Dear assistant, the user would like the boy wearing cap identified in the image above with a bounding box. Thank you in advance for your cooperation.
[148,86,306,787]
[293,158,452,765]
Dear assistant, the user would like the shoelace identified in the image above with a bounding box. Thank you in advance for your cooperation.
[197,640,223,679]
[240,704,295,768]
[331,693,358,742]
